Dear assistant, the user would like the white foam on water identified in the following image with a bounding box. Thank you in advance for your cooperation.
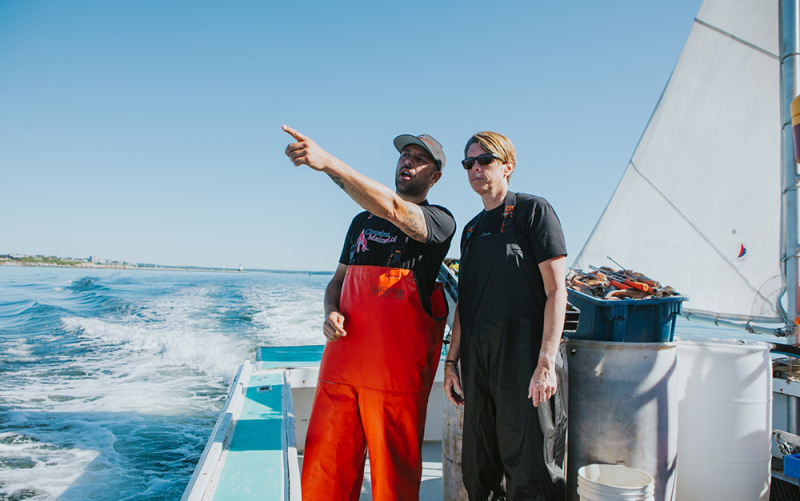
[4,339,34,360]
[247,283,327,346]
[62,286,252,382]
[0,431,100,500]
[0,271,329,500]
[0,411,201,501]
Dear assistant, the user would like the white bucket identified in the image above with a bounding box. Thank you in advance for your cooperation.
[577,464,655,501]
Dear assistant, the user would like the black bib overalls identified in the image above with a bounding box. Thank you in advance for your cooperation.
[459,192,563,501]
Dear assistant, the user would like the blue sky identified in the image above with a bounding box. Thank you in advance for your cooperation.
[0,1,701,271]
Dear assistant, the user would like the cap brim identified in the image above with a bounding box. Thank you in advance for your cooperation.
[393,135,441,169]
[394,135,427,154]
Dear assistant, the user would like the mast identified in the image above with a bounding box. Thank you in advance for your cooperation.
[781,0,800,327]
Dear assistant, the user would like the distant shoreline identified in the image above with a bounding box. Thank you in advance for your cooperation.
[0,261,333,276]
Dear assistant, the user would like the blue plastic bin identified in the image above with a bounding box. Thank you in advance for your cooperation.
[784,453,800,481]
[566,288,685,342]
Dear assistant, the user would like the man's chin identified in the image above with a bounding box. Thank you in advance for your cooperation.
[470,184,488,196]
[396,182,426,199]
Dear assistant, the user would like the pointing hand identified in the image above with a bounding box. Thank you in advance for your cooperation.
[283,125,333,172]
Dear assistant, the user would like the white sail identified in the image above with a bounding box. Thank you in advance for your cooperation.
[574,0,783,321]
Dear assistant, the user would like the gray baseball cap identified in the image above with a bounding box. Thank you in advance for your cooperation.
[393,134,446,171]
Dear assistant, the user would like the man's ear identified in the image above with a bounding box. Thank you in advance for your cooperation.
[505,163,515,179]
[431,170,443,185]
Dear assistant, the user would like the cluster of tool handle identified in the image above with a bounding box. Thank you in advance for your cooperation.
[567,266,679,300]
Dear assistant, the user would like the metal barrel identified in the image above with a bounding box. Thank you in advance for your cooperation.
[566,339,677,501]
[442,388,469,500]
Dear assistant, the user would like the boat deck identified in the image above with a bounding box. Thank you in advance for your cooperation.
[183,344,794,501]
[212,371,285,500]
[773,478,800,501]
[181,345,448,501]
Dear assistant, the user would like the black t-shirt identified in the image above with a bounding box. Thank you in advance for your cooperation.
[458,193,566,326]
[339,201,456,314]
[461,193,567,268]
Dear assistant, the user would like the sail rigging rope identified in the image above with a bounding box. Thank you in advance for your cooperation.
[693,18,779,61]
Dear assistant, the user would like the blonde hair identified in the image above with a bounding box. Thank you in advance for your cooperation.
[464,131,516,181]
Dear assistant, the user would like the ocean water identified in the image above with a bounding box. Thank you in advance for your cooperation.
[0,266,329,501]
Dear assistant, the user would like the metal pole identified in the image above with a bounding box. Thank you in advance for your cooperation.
[780,0,800,326]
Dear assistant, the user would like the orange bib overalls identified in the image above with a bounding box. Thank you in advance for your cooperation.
[301,265,447,500]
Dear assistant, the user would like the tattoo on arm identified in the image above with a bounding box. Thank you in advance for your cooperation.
[327,174,346,191]
[401,211,428,242]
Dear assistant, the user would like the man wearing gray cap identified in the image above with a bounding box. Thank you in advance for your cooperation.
[283,125,456,500]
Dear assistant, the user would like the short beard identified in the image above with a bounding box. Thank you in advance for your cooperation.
[395,175,428,199]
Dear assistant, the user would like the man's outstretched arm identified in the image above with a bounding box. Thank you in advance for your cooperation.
[282,125,430,242]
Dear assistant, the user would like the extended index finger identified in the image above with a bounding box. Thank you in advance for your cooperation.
[282,124,307,142]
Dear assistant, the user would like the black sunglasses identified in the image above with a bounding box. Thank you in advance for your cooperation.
[462,153,500,170]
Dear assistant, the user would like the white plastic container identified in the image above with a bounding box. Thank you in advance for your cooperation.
[676,339,772,501]
[577,464,655,501]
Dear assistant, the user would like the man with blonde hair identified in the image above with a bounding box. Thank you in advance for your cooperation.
[444,130,567,500]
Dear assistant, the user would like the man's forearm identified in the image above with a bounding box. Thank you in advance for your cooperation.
[324,275,344,316]
[324,158,396,214]
[445,305,462,362]
[539,286,567,362]
[323,159,428,241]
[283,125,430,242]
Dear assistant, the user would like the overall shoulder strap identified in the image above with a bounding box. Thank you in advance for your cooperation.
[501,191,517,233]
[387,237,408,267]
[461,211,484,256]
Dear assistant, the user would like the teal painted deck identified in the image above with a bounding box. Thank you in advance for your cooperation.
[257,345,324,370]
[213,372,285,501]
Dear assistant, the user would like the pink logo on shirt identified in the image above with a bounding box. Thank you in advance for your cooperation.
[357,230,368,253]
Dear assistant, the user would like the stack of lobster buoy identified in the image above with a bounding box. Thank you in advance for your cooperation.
[566,266,680,301]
